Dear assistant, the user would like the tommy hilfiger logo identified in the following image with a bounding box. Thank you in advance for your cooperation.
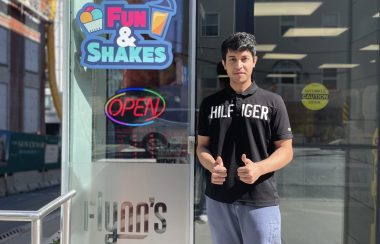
[209,104,269,120]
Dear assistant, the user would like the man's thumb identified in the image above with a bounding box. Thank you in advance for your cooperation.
[241,154,249,165]
[216,156,224,167]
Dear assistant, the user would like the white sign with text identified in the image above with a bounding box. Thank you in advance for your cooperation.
[70,162,191,244]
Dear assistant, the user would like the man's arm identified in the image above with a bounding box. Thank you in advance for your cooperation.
[238,139,293,184]
[196,135,227,185]
[257,139,293,174]
[196,136,215,172]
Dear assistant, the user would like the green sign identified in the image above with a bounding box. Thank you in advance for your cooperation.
[8,132,45,172]
[0,131,61,174]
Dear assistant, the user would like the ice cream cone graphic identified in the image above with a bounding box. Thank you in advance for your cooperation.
[79,6,103,33]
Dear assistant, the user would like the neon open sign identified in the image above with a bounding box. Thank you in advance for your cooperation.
[105,88,166,127]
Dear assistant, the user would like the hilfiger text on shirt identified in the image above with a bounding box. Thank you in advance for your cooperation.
[209,104,269,120]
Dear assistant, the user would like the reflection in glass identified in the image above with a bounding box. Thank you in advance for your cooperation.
[195,0,379,243]
[88,0,190,164]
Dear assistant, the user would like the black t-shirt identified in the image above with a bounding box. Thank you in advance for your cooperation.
[198,82,293,206]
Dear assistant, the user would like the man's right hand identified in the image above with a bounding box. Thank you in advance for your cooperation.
[211,156,227,185]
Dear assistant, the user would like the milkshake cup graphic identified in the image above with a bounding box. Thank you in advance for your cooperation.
[149,0,176,37]
[80,6,103,33]
[152,11,169,36]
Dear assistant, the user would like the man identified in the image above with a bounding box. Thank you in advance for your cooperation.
[196,32,293,244]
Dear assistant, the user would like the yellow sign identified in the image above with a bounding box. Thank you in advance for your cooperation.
[301,83,329,110]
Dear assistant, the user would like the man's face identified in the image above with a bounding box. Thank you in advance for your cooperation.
[222,49,257,85]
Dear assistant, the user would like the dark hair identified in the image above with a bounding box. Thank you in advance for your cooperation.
[221,32,257,61]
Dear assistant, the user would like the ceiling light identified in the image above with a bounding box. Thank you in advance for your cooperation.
[256,44,276,52]
[263,53,307,60]
[373,12,380,18]
[318,63,359,69]
[267,74,297,78]
[283,28,348,37]
[370,60,376,63]
[360,44,379,51]
[255,2,322,16]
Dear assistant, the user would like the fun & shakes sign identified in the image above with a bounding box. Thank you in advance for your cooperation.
[76,0,177,70]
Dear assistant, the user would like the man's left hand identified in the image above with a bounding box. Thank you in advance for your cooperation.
[237,154,263,184]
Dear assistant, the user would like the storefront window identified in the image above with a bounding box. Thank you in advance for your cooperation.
[68,0,194,243]
[195,0,379,243]
[65,0,378,243]
[70,0,191,164]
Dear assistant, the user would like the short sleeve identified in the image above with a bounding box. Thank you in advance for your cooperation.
[271,97,293,141]
[197,99,210,136]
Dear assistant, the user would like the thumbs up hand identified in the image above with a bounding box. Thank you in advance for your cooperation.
[211,156,227,185]
[237,154,262,184]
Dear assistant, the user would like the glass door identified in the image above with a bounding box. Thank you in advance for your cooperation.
[64,0,195,243]
[194,0,380,243]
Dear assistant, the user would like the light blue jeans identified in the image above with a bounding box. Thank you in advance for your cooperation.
[206,196,281,244]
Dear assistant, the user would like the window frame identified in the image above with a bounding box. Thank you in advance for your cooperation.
[201,12,220,37]
[0,27,9,66]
